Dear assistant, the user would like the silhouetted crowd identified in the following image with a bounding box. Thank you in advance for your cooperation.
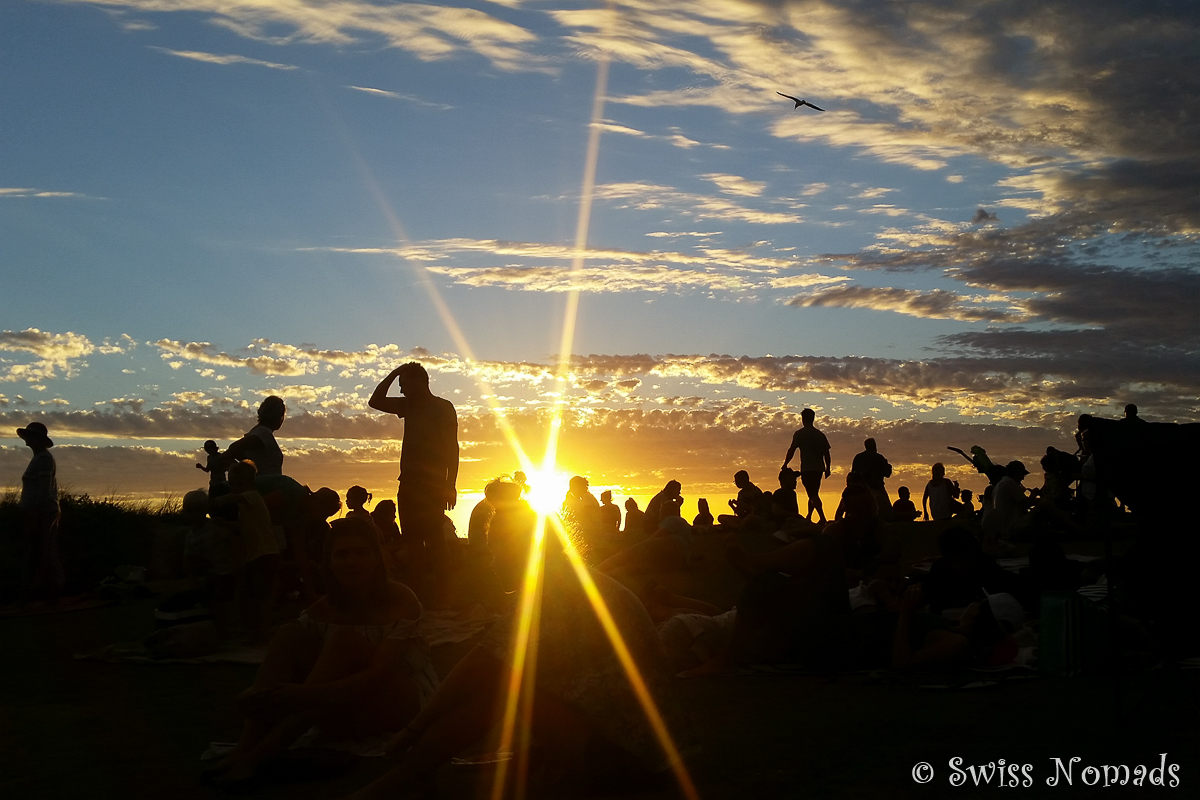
[12,369,1177,794]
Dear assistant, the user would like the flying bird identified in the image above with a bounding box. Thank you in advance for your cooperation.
[777,92,825,111]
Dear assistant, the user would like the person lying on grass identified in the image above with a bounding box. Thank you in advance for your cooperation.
[203,517,436,791]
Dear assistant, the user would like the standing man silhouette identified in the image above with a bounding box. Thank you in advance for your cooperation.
[370,362,458,598]
[783,408,832,524]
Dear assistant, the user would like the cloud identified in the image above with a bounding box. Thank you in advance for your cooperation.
[789,286,1027,323]
[344,85,452,109]
[150,339,413,377]
[84,0,546,73]
[0,187,99,199]
[148,46,297,70]
[308,235,849,295]
[0,329,95,383]
[700,173,767,197]
[970,208,1000,224]
[591,120,729,150]
[594,182,802,224]
[424,264,758,293]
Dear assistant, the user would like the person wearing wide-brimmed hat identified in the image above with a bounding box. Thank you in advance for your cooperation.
[17,422,64,601]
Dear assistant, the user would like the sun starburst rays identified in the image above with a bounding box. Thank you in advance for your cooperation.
[342,6,698,794]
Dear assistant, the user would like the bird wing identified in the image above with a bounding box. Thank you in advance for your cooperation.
[802,101,826,111]
[776,91,802,105]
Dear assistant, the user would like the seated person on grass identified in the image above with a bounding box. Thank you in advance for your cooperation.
[716,470,763,528]
[681,483,901,676]
[891,486,920,522]
[203,517,435,791]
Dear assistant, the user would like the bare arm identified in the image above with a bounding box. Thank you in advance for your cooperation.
[783,444,797,468]
[823,449,831,478]
[223,434,263,467]
[299,637,414,709]
[922,483,932,520]
[369,367,406,415]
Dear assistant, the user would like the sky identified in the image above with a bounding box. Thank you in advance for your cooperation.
[2,0,1198,526]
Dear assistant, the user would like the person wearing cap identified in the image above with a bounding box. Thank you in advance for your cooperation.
[17,421,64,602]
[981,460,1033,549]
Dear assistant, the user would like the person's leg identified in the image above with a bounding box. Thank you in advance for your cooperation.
[214,623,321,780]
[648,585,722,617]
[223,627,381,781]
[349,649,510,800]
[308,628,420,739]
[678,573,788,677]
[802,472,826,524]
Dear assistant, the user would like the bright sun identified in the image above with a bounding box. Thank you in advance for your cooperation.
[522,467,573,516]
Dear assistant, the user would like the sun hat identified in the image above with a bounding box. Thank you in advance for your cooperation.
[17,421,53,448]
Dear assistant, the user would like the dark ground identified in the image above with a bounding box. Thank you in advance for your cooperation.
[2,523,1197,800]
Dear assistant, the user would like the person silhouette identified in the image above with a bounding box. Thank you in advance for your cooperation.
[224,396,286,476]
[717,470,762,527]
[623,498,646,539]
[892,486,919,522]
[598,489,622,540]
[643,480,684,534]
[196,440,226,495]
[851,438,893,518]
[16,422,63,603]
[369,362,459,601]
[783,408,831,524]
[1123,403,1148,424]
[346,486,373,519]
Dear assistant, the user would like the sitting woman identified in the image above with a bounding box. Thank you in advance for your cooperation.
[346,516,685,798]
[204,517,437,790]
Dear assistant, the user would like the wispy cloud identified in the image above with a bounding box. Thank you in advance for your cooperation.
[0,187,100,200]
[148,46,297,70]
[789,286,1027,323]
[85,0,546,73]
[344,85,452,110]
[305,235,849,295]
[595,181,802,224]
[700,173,767,197]
[591,120,729,150]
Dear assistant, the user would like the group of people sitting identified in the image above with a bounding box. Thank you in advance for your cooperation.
[196,431,1112,794]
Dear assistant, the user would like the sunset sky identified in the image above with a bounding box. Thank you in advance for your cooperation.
[2,0,1197,526]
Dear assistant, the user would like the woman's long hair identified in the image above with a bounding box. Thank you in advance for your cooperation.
[322,517,390,611]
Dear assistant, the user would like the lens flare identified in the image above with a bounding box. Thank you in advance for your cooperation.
[522,468,573,517]
[330,3,699,796]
